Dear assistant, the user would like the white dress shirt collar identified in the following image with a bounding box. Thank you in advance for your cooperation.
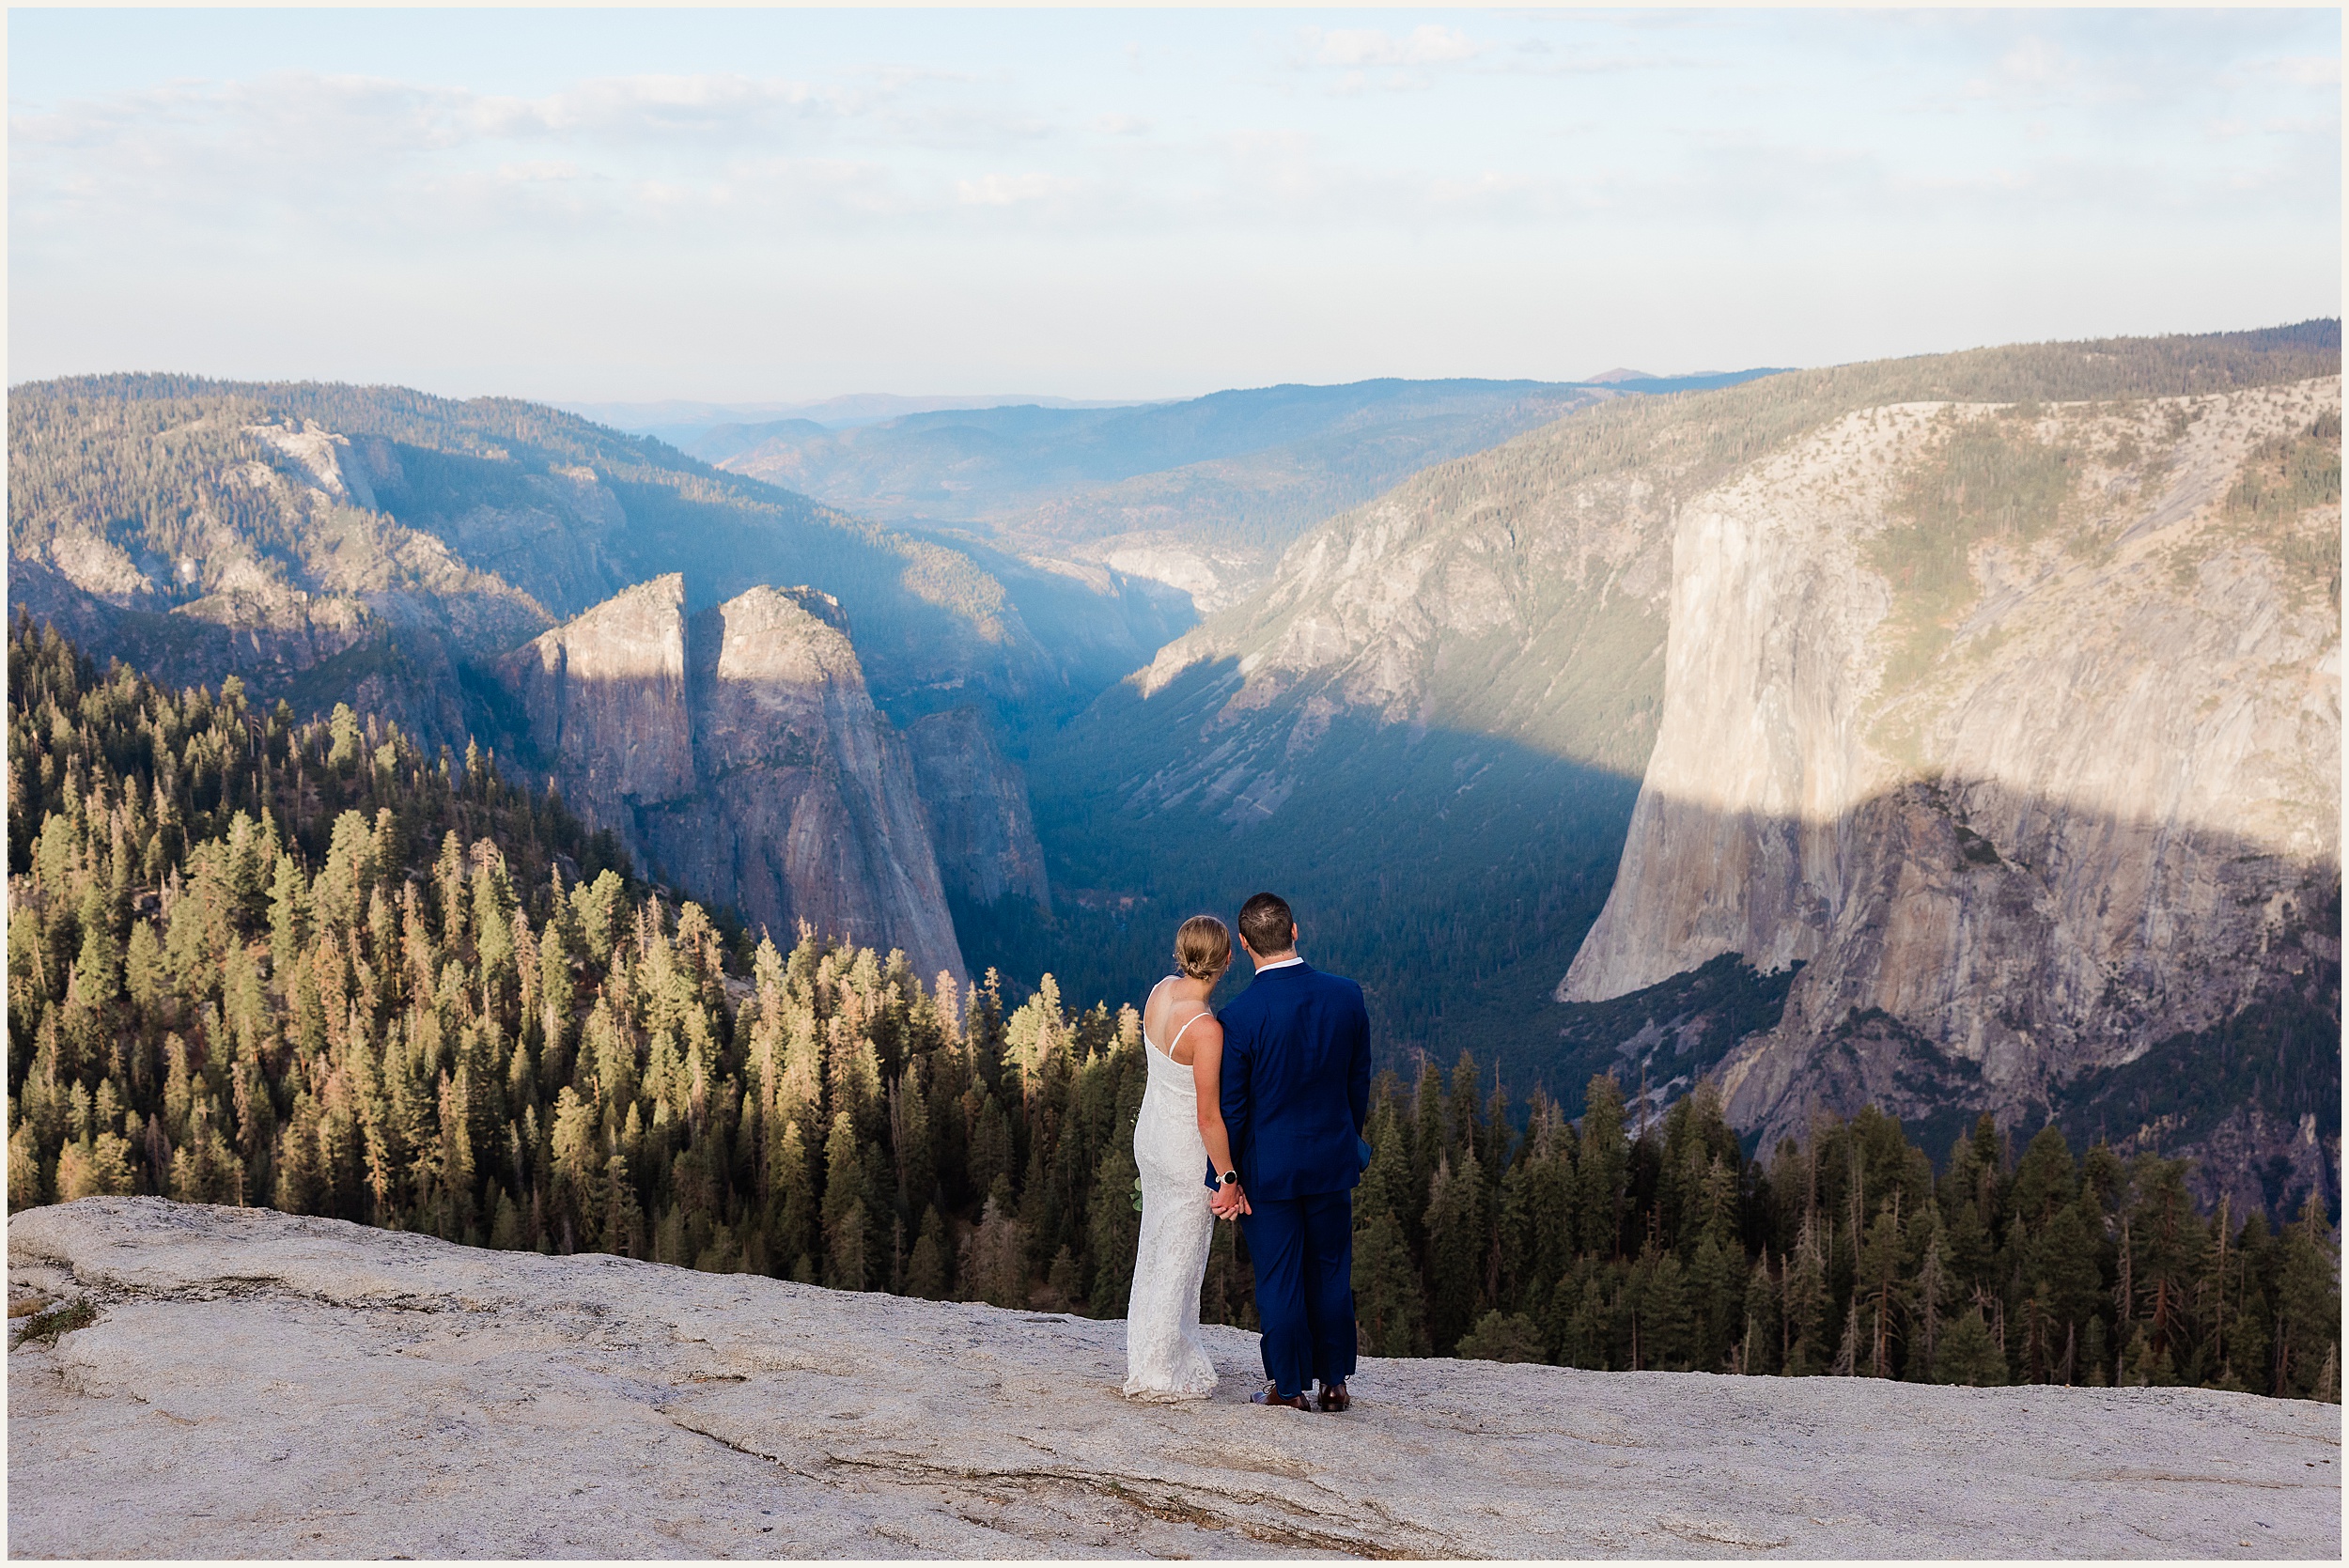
[1254,955,1305,972]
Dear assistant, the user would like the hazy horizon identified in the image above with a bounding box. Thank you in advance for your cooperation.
[11,8,2340,405]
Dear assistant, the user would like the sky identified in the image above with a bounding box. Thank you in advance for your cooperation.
[9,7,2341,404]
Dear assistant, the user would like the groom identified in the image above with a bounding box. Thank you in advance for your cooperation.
[1206,893,1371,1412]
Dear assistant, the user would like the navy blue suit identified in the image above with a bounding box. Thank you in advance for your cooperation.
[1208,960,1371,1397]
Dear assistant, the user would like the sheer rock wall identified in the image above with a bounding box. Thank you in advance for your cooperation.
[1563,380,2341,1173]
[500,576,966,984]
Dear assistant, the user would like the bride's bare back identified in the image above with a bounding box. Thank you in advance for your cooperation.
[1143,974,1221,1066]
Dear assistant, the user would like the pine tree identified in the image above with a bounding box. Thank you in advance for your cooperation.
[1353,1203,1426,1356]
[1456,1310,1546,1363]
[1423,1149,1489,1353]
[907,1205,952,1300]
[1576,1074,1630,1260]
[963,1180,1029,1308]
[1936,1307,2009,1386]
[2272,1194,2343,1400]
[1084,1145,1142,1313]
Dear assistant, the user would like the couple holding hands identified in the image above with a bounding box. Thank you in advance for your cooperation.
[1124,892,1370,1413]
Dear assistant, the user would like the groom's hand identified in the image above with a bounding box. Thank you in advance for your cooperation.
[1210,1185,1249,1220]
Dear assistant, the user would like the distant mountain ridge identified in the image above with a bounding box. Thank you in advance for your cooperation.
[694,375,1791,614]
[568,392,1149,450]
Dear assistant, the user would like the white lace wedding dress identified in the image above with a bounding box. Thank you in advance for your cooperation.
[1123,983,1221,1400]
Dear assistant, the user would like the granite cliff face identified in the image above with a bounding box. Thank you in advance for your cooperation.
[498,573,696,823]
[501,576,966,985]
[905,706,1052,913]
[1564,379,2341,1211]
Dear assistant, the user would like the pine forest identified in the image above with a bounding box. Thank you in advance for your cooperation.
[6,616,2338,1402]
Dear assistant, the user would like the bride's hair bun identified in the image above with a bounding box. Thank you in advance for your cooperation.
[1174,915,1232,980]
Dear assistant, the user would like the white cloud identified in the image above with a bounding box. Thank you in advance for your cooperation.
[1305,25,1480,70]
[954,171,1083,208]
[2232,54,2341,88]
[1998,36,2075,89]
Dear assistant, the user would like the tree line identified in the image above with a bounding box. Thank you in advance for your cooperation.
[7,616,2337,1401]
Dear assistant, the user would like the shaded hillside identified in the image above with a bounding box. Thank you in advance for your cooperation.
[1002,322,2341,1123]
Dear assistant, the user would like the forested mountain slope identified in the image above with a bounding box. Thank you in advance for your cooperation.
[9,620,2336,1397]
[4,374,1170,732]
[1013,323,2340,1218]
[6,374,1075,986]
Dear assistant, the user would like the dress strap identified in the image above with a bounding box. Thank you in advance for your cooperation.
[1162,1006,1208,1062]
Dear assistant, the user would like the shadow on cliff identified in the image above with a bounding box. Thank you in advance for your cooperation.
[994,652,2339,1226]
[1560,783,2337,1227]
[1574,775,2339,1222]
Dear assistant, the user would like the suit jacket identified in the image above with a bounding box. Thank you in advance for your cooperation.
[1206,961,1372,1201]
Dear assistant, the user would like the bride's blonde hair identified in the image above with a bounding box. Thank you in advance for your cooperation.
[1174,915,1232,981]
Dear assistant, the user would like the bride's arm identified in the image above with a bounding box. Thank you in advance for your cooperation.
[1190,1019,1250,1216]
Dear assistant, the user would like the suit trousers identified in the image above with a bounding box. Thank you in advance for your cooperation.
[1240,1189,1357,1397]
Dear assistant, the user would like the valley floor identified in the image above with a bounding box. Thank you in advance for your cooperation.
[8,1199,2340,1560]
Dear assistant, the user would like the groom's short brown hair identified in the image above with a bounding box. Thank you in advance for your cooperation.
[1237,893,1296,956]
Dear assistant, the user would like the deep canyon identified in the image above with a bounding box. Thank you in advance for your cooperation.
[8,324,2340,1218]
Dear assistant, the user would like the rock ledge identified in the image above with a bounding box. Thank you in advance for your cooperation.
[8,1200,2340,1558]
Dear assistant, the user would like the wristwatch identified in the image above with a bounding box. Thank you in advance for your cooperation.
[1220,1171,1239,1187]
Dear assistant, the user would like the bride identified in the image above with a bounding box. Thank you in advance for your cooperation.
[1124,915,1246,1400]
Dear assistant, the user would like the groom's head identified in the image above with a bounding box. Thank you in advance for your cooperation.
[1237,893,1298,963]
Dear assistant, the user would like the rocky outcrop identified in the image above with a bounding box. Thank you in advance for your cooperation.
[500,573,696,827]
[905,706,1052,911]
[1563,380,2341,1203]
[500,577,966,985]
[10,1199,2341,1559]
